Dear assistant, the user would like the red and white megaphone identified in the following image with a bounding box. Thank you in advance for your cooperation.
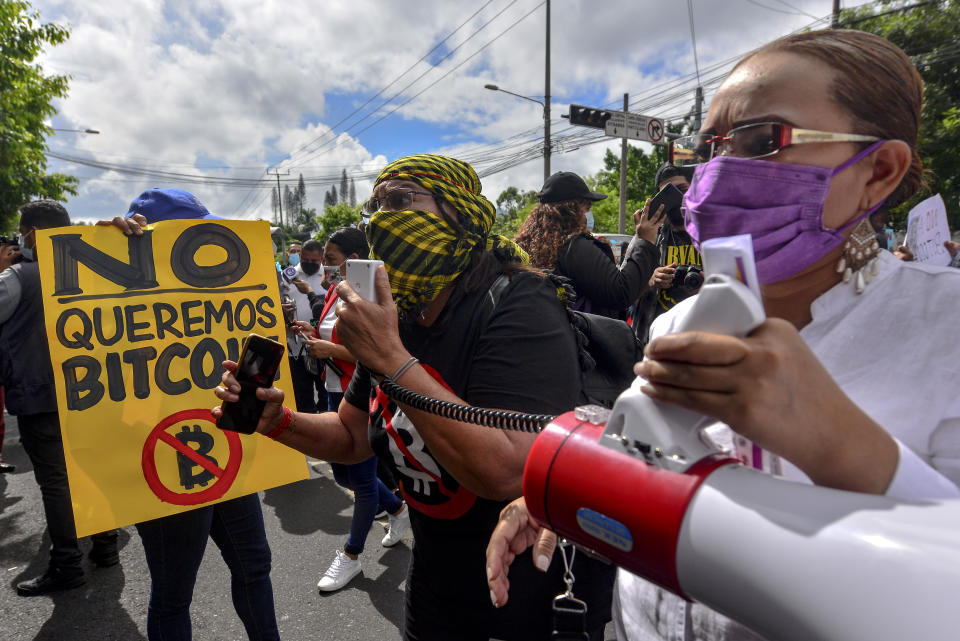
[522,237,960,641]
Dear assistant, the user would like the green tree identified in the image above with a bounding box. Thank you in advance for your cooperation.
[317,202,361,238]
[841,0,960,229]
[492,186,537,238]
[590,144,665,233]
[0,1,77,232]
[340,169,348,204]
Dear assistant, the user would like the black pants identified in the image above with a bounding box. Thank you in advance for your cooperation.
[18,411,118,576]
[288,355,325,413]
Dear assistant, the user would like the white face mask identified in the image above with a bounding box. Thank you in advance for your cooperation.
[19,229,35,261]
[585,210,595,232]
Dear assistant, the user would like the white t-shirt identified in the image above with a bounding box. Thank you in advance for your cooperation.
[316,294,342,393]
[614,251,960,641]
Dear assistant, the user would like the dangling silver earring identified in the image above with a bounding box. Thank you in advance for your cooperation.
[836,218,881,294]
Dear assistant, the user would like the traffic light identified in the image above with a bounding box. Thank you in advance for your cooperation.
[567,104,614,129]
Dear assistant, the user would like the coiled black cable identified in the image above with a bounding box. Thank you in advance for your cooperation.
[378,378,556,433]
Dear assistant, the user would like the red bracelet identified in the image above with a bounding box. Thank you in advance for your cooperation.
[264,407,294,440]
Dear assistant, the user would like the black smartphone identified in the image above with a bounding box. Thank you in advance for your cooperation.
[217,334,286,434]
[648,183,684,223]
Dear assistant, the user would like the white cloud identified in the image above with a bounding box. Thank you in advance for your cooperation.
[32,0,872,222]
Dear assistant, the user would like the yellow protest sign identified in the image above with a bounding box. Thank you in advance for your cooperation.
[35,220,308,537]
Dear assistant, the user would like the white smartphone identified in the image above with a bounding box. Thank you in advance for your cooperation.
[345,259,383,303]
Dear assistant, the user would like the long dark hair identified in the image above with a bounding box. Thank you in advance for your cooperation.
[514,198,589,270]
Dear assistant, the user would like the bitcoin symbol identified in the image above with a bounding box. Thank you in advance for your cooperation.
[176,425,218,489]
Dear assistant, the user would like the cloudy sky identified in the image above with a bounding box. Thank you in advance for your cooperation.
[34,0,871,223]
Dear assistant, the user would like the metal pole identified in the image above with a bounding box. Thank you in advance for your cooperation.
[618,93,628,235]
[693,85,704,133]
[544,0,551,181]
[831,0,841,28]
[269,170,288,250]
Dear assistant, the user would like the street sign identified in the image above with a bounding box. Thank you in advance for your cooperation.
[604,111,665,143]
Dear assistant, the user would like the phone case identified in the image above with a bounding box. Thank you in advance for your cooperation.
[649,183,684,219]
[346,259,383,303]
[217,334,285,434]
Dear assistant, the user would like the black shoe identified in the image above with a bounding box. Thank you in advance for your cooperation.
[88,546,119,568]
[16,569,86,596]
[0,461,14,473]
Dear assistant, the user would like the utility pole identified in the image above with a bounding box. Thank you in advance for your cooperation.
[544,0,551,181]
[831,0,841,28]
[693,85,704,133]
[268,169,289,250]
[618,93,629,234]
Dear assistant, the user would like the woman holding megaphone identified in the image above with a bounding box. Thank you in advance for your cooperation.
[487,28,960,641]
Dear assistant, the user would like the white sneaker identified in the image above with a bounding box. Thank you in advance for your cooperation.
[381,504,410,547]
[317,550,361,592]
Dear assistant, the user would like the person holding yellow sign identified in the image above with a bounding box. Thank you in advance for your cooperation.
[102,189,280,641]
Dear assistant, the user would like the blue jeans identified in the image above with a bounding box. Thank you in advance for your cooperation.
[331,457,404,555]
[135,494,279,641]
[326,392,403,556]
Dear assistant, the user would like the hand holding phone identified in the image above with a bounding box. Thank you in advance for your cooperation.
[648,183,685,224]
[216,334,286,434]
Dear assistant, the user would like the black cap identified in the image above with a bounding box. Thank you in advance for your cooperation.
[654,163,695,190]
[538,172,607,204]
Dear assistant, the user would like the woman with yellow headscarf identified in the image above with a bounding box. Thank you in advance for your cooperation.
[215,154,614,640]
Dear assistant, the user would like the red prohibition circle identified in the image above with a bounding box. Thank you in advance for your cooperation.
[142,409,243,505]
[647,119,664,143]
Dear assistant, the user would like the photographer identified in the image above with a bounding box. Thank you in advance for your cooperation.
[632,163,702,344]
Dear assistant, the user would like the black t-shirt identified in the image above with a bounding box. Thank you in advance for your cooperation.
[655,225,702,313]
[345,270,613,640]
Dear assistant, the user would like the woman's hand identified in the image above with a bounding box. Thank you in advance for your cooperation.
[486,498,558,608]
[212,360,285,435]
[305,338,337,360]
[96,213,148,235]
[893,244,914,261]
[633,199,664,244]
[289,320,313,336]
[944,239,959,257]
[334,266,410,374]
[650,263,677,288]
[636,319,898,493]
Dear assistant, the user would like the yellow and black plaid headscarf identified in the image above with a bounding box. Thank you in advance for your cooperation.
[366,154,528,316]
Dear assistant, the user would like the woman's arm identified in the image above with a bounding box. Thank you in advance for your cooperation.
[212,361,373,463]
[560,234,658,310]
[636,320,900,494]
[305,339,354,362]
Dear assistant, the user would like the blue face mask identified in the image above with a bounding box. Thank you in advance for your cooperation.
[585,210,595,232]
[19,229,34,262]
[288,253,300,266]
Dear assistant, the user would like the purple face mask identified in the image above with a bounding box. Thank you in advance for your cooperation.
[683,141,886,284]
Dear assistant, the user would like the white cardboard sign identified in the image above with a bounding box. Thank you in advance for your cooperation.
[904,194,951,265]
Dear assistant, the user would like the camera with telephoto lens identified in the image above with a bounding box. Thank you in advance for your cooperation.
[673,264,704,290]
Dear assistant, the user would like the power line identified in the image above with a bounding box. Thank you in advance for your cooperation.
[283,0,511,165]
[286,0,543,170]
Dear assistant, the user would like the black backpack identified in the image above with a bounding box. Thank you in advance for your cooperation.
[483,274,641,409]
